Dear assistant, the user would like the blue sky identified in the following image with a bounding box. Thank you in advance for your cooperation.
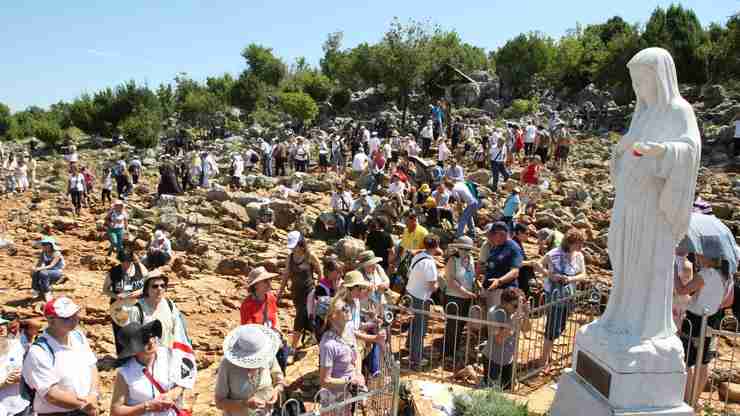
[0,1,734,112]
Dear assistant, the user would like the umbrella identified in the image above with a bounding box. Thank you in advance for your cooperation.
[678,213,739,276]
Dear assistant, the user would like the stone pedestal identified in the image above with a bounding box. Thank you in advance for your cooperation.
[549,321,695,416]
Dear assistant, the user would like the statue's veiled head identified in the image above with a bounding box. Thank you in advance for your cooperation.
[627,47,681,110]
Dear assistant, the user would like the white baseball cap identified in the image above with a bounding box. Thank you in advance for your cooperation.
[286,231,302,249]
[44,297,81,319]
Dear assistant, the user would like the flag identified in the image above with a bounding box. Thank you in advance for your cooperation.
[170,341,197,389]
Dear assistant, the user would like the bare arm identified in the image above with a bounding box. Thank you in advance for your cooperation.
[675,274,704,296]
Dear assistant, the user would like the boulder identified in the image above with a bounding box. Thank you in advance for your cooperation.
[207,189,231,202]
[215,258,251,276]
[481,98,502,114]
[700,84,727,108]
[300,173,338,193]
[220,201,250,223]
[268,200,302,230]
[467,170,491,185]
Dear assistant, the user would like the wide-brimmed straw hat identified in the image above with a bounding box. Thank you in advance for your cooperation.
[245,266,277,289]
[110,297,140,327]
[223,324,280,369]
[448,236,475,251]
[356,250,382,270]
[342,271,371,289]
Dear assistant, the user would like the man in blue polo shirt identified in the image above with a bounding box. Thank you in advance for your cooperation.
[479,222,523,309]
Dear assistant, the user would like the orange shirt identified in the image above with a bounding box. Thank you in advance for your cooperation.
[240,292,278,328]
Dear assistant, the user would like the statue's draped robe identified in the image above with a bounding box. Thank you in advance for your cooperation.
[599,49,701,342]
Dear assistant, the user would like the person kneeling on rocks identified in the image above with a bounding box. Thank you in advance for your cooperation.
[143,230,173,270]
[30,236,65,302]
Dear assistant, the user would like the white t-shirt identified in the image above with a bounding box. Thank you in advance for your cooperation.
[543,247,586,293]
[22,330,97,415]
[688,268,726,316]
[69,173,86,192]
[352,153,368,172]
[406,252,438,300]
[489,142,507,162]
[406,141,420,157]
[368,137,381,155]
[0,337,30,415]
[420,126,433,139]
[383,142,392,159]
[388,181,406,196]
[232,158,244,176]
[438,142,450,162]
[525,125,537,143]
[119,347,178,416]
[451,181,476,206]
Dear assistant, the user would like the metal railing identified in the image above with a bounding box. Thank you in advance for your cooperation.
[686,313,740,415]
[382,284,607,394]
[282,329,401,416]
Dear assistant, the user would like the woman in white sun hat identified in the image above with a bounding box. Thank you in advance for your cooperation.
[214,325,286,416]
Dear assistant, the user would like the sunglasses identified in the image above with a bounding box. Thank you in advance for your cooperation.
[150,284,167,289]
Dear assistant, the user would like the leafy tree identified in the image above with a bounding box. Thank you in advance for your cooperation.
[157,83,176,120]
[179,89,223,132]
[241,44,287,87]
[231,72,270,113]
[119,107,162,148]
[0,103,12,139]
[68,94,97,133]
[642,5,707,83]
[320,32,347,81]
[283,70,333,103]
[32,116,64,147]
[278,91,318,125]
[206,74,236,105]
[330,89,351,111]
[376,18,436,125]
[495,32,556,98]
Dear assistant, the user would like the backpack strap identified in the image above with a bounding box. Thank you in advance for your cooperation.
[410,254,433,272]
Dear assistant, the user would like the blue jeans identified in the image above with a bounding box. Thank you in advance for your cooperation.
[32,269,63,294]
[363,340,382,376]
[408,295,430,364]
[490,161,510,192]
[457,201,479,238]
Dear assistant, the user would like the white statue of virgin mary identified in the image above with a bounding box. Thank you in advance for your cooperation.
[597,47,701,343]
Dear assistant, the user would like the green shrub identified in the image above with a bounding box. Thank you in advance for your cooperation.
[249,107,281,129]
[330,89,351,111]
[278,91,319,124]
[452,388,529,416]
[119,108,162,148]
[33,117,65,147]
[502,99,538,119]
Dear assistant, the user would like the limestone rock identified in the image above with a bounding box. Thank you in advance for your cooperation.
[220,201,249,223]
[268,200,302,230]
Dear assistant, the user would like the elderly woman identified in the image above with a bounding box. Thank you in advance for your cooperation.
[131,271,190,349]
[277,231,323,364]
[538,228,588,373]
[110,320,191,416]
[443,236,477,360]
[0,318,30,416]
[319,297,366,413]
[215,325,285,416]
[105,200,129,257]
[31,236,65,302]
[355,251,389,318]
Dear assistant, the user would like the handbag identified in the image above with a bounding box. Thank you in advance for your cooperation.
[143,368,192,416]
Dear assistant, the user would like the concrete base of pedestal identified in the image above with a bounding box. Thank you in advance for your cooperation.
[550,370,695,416]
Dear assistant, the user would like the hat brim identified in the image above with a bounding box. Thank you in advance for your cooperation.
[117,320,163,359]
[357,257,382,269]
[246,271,277,288]
[223,325,280,369]
[448,243,475,251]
[343,280,371,289]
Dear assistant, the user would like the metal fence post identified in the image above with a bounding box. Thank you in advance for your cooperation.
[690,312,709,408]
[391,360,401,416]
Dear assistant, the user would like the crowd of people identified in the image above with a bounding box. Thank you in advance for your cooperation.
[0,101,738,416]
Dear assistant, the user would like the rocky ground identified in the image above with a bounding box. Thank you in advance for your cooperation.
[0,130,738,414]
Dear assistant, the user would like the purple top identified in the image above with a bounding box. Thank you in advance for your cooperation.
[319,329,356,386]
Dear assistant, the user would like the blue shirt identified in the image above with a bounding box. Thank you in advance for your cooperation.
[502,194,521,217]
[484,240,523,289]
[431,106,443,123]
